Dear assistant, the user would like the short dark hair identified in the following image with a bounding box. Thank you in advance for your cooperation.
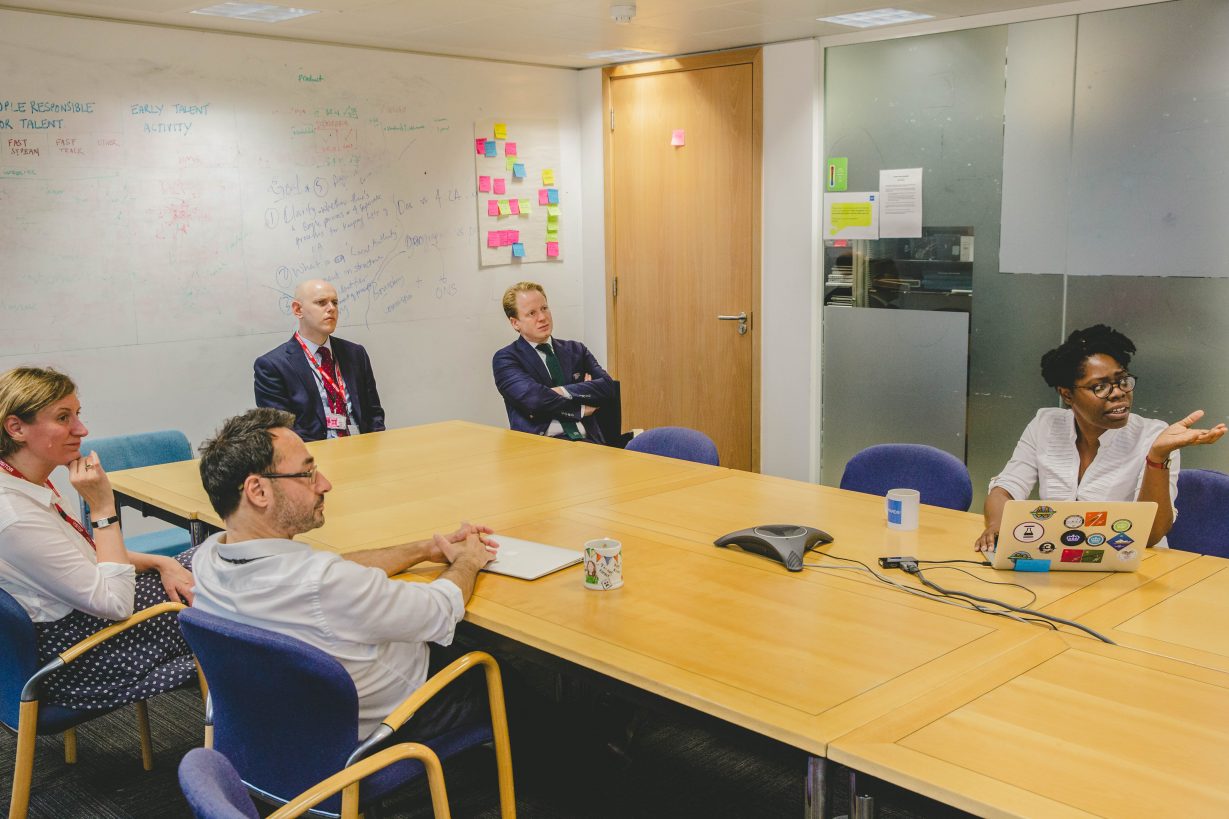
[1040,324,1136,389]
[198,408,295,519]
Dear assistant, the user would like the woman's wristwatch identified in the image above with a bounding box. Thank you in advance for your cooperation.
[91,514,121,530]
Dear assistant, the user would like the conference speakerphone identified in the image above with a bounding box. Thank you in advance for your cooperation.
[714,524,833,571]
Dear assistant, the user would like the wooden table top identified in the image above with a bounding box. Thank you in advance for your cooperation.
[829,633,1229,818]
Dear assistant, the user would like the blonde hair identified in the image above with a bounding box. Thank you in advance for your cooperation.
[501,281,546,319]
[0,367,77,457]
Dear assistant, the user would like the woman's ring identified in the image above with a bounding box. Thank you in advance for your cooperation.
[84,463,93,470]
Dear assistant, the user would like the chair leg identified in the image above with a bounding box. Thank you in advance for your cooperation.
[63,726,78,764]
[11,700,40,819]
[203,723,213,749]
[134,700,154,770]
[341,783,360,819]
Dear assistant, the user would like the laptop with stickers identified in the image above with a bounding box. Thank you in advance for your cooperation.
[989,500,1157,572]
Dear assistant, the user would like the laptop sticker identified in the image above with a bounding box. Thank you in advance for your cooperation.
[1112,518,1133,533]
[1118,548,1138,562]
[1080,550,1104,563]
[1061,549,1084,563]
[1013,522,1045,542]
[1008,550,1032,561]
[1084,511,1108,527]
[1038,542,1056,553]
[1060,530,1086,546]
[1087,533,1106,547]
[1063,515,1085,528]
[1107,533,1135,550]
[1030,505,1057,520]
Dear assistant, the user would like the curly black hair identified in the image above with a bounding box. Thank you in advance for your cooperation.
[1040,325,1136,389]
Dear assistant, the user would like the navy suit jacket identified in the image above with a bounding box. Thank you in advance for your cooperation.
[492,336,618,444]
[254,335,385,442]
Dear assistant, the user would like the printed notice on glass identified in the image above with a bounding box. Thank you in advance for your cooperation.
[824,192,879,240]
[878,167,922,238]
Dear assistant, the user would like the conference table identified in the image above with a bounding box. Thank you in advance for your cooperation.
[108,421,1229,818]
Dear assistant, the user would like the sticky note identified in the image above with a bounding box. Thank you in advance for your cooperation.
[487,231,500,248]
[512,242,525,258]
[518,199,531,214]
[538,189,549,206]
[487,200,499,217]
[547,188,559,205]
[484,140,497,158]
[506,157,516,171]
[671,129,685,146]
[546,241,559,258]
[546,228,559,242]
[513,162,525,178]
[475,138,486,155]
[498,200,512,216]
[547,215,559,228]
[505,142,517,156]
[508,198,520,215]
[547,205,560,218]
[493,178,506,195]
[509,230,520,243]
[542,168,555,185]
[478,176,491,193]
[494,122,507,140]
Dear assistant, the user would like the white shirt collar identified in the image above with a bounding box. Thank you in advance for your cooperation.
[298,334,332,357]
[0,469,56,507]
[212,532,312,562]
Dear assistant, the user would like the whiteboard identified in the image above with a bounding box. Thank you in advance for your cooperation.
[0,10,587,453]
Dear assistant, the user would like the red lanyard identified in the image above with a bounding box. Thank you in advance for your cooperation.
[294,332,349,408]
[0,458,96,550]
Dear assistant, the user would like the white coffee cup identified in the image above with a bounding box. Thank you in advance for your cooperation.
[583,538,623,590]
[885,488,920,531]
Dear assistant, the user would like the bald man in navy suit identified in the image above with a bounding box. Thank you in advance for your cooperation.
[254,279,385,442]
[492,282,618,444]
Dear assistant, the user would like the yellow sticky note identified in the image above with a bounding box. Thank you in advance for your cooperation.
[494,122,507,140]
[547,205,560,218]
[498,199,512,216]
[547,213,559,225]
[546,228,559,242]
[829,202,873,235]
[542,168,555,185]
[518,199,531,215]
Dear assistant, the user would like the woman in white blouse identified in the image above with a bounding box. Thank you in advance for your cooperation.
[976,325,1226,551]
[0,367,197,710]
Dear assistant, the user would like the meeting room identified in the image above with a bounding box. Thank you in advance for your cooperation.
[2,0,1228,817]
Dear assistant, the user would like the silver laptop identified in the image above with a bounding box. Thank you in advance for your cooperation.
[990,500,1157,572]
[482,535,583,580]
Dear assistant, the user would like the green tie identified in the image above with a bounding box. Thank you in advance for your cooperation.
[536,342,583,440]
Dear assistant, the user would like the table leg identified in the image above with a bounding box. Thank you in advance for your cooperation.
[189,519,209,547]
[806,755,827,819]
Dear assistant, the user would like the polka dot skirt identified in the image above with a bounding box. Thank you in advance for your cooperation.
[33,546,199,711]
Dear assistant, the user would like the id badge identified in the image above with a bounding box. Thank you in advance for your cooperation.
[326,412,347,430]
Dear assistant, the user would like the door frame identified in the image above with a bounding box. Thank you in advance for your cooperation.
[602,48,764,471]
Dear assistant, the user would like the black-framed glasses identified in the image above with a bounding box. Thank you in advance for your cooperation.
[257,465,318,482]
[1077,374,1137,399]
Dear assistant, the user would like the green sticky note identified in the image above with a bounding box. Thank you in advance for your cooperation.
[547,213,559,225]
[506,156,516,171]
[518,198,531,215]
[498,199,512,216]
[547,205,559,218]
[546,228,559,242]
[826,157,848,192]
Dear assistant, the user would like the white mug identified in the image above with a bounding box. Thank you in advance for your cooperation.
[583,538,623,590]
[885,488,920,531]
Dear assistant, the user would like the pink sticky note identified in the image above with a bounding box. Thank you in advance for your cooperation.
[510,230,520,243]
[478,176,491,193]
[487,231,500,248]
[475,138,486,155]
[538,189,549,206]
[487,200,499,217]
[493,178,506,195]
[509,198,520,215]
[505,142,517,156]
[503,230,516,246]
[671,129,685,146]
[546,241,559,258]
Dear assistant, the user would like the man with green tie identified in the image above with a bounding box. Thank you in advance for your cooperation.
[492,281,619,444]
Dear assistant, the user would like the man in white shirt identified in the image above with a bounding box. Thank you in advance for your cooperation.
[191,407,496,738]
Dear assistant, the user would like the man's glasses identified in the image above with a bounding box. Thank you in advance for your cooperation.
[257,464,318,482]
[1077,374,1137,399]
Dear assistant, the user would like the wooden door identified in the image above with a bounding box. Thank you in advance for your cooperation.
[605,50,761,471]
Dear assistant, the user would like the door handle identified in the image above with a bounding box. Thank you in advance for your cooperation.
[717,312,749,335]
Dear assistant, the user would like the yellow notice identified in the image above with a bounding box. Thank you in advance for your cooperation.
[829,202,872,235]
[494,122,508,140]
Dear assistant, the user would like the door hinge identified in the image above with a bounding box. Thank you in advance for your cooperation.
[610,107,615,131]
[611,276,618,298]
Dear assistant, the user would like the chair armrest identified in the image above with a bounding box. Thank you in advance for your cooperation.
[268,743,449,819]
[346,650,508,765]
[20,602,187,702]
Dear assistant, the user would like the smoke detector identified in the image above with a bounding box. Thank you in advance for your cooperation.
[610,3,636,24]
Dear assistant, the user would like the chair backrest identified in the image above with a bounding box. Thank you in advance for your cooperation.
[1167,468,1229,557]
[80,430,193,521]
[178,608,360,812]
[178,747,261,819]
[839,443,973,512]
[625,427,720,465]
[0,587,39,729]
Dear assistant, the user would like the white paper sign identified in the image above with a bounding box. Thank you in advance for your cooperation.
[878,167,923,239]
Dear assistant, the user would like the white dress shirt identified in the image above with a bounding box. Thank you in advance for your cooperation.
[532,336,587,439]
[191,532,465,736]
[299,335,353,440]
[989,407,1179,547]
[0,471,136,622]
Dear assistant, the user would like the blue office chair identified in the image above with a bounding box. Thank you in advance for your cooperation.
[179,745,452,819]
[178,608,514,819]
[80,430,194,556]
[839,444,973,512]
[1166,468,1229,557]
[625,427,720,466]
[0,587,185,819]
